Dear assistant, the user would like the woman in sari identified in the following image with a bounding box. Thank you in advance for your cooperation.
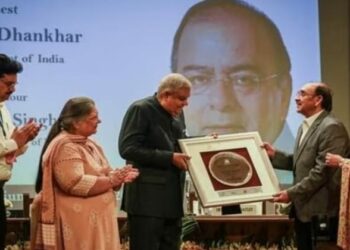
[31,97,139,250]
[325,152,350,249]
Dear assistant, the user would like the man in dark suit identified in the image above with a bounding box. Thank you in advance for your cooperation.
[118,73,191,250]
[264,82,349,250]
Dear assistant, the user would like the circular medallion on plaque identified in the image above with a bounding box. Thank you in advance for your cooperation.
[208,151,253,186]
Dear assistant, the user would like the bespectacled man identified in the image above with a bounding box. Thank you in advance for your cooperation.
[0,54,41,249]
[171,0,292,153]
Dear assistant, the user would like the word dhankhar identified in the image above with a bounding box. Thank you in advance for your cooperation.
[0,27,83,43]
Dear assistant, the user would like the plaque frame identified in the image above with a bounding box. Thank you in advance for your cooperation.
[179,132,280,208]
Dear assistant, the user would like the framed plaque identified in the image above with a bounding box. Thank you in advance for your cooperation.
[179,132,280,208]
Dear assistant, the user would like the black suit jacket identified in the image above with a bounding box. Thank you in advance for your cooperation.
[119,95,186,218]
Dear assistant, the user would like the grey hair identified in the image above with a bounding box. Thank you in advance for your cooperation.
[58,97,95,131]
[157,73,191,98]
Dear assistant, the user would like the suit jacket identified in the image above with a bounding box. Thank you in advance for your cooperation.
[118,95,186,219]
[272,111,350,222]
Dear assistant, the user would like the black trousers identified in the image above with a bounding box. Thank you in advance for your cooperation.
[128,215,182,250]
[0,185,6,250]
[294,215,338,250]
[294,216,314,250]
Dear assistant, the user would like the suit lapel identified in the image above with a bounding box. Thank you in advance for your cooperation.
[294,125,303,153]
[293,111,328,165]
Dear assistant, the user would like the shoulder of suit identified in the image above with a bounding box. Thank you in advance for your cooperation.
[322,113,343,125]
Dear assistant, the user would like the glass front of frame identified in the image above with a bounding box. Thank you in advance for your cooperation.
[179,132,280,207]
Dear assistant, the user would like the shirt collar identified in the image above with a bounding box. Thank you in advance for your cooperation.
[304,110,324,128]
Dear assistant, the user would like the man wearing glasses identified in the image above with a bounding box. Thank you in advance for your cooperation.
[263,82,349,249]
[0,54,41,249]
[171,0,294,188]
[171,0,292,153]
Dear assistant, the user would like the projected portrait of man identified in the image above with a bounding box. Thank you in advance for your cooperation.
[171,0,293,152]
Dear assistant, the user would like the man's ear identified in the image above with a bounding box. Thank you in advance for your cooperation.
[315,95,323,108]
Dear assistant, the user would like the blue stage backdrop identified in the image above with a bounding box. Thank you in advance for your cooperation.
[1,0,320,191]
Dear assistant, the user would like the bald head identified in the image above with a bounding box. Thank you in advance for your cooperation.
[295,82,332,118]
[311,82,333,112]
[171,0,290,74]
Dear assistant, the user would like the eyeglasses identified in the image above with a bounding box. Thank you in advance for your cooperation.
[296,90,316,98]
[187,71,282,95]
[0,79,18,88]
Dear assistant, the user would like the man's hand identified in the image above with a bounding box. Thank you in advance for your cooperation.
[11,120,42,148]
[172,152,191,171]
[273,190,290,203]
[261,142,276,159]
[210,132,218,139]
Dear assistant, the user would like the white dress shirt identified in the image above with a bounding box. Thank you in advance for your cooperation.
[299,110,324,145]
[0,102,18,181]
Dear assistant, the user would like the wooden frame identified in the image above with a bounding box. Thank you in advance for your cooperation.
[179,132,280,208]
